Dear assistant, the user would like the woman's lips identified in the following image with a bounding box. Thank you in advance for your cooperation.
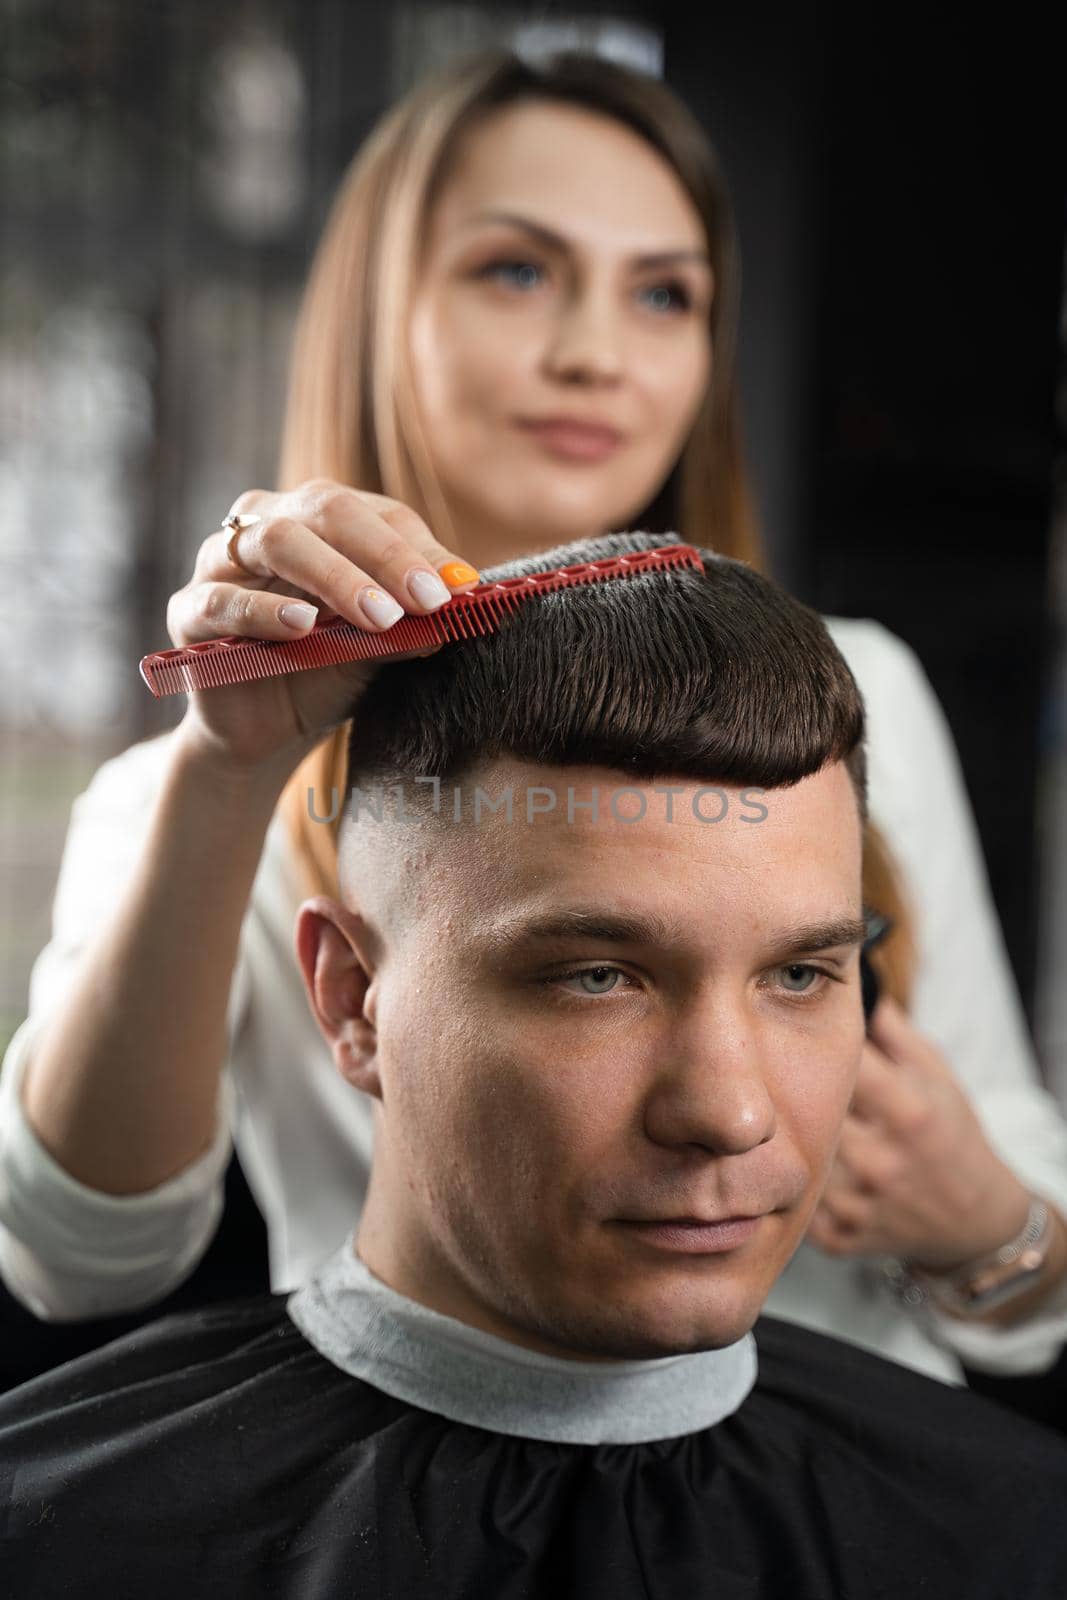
[515,419,623,461]
[616,1217,763,1253]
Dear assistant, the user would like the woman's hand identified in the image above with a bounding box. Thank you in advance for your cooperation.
[167,479,480,774]
[805,996,1031,1271]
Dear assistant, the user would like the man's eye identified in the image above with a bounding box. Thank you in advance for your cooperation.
[543,965,632,998]
[773,964,826,997]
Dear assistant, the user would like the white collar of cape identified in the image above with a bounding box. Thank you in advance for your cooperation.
[287,1239,757,1446]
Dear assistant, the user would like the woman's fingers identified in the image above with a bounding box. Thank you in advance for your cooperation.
[192,485,481,628]
[168,564,461,651]
[168,581,325,647]
[176,524,440,651]
[251,481,479,607]
[174,477,484,681]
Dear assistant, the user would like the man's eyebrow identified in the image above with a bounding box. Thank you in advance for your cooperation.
[485,908,685,954]
[483,910,868,958]
[464,209,712,271]
[766,918,869,962]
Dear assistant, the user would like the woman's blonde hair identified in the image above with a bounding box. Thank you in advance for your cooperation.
[274,47,915,1006]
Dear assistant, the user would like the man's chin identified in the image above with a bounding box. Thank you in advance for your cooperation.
[631,1301,761,1358]
[562,1305,760,1362]
[538,1281,764,1362]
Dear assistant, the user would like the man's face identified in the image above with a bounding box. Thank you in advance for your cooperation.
[304,756,866,1362]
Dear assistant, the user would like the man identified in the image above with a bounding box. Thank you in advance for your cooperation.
[2,533,1065,1598]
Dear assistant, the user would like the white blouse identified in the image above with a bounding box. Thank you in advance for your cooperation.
[3,617,1067,1385]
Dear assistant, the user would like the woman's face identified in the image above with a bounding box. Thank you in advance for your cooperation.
[408,99,714,566]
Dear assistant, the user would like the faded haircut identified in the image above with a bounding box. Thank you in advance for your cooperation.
[342,532,866,824]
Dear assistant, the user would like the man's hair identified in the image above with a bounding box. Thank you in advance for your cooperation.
[343,532,866,820]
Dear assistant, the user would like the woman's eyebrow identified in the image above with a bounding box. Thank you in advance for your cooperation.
[464,208,712,270]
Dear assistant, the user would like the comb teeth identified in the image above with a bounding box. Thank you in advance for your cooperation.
[139,543,703,697]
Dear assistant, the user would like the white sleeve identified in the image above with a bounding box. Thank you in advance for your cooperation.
[853,623,1067,1374]
[0,734,250,1322]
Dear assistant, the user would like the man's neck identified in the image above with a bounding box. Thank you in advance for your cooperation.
[287,1238,759,1445]
[355,1210,631,1365]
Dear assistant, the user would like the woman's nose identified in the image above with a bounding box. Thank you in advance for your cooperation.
[541,286,624,384]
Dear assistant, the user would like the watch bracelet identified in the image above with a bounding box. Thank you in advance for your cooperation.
[880,1196,1051,1317]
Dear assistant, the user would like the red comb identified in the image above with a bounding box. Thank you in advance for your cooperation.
[139,543,704,697]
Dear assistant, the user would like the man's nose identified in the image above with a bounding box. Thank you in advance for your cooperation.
[641,1002,778,1157]
[541,281,624,384]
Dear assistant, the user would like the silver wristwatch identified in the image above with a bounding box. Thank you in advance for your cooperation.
[881,1196,1052,1317]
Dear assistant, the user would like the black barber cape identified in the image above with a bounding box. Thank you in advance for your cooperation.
[2,1240,1066,1600]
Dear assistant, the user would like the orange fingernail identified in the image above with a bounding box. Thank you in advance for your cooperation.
[438,561,481,588]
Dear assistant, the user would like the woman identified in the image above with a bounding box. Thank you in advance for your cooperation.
[2,48,1065,1384]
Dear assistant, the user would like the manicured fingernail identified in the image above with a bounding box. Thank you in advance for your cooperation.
[438,561,481,588]
[278,601,318,630]
[358,586,405,627]
[407,569,452,609]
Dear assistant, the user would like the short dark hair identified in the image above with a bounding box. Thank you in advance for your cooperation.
[343,532,866,821]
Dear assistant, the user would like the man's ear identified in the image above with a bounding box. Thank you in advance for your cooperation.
[294,897,382,1100]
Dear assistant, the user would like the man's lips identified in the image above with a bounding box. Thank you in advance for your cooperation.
[622,1214,765,1226]
[615,1215,769,1254]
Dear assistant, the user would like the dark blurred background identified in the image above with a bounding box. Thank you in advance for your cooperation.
[1,1,1065,1421]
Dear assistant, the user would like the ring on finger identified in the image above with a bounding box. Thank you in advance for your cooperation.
[222,512,261,574]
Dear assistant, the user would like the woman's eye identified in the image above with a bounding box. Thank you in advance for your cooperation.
[639,281,692,314]
[545,965,633,998]
[477,261,692,314]
[479,259,544,290]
